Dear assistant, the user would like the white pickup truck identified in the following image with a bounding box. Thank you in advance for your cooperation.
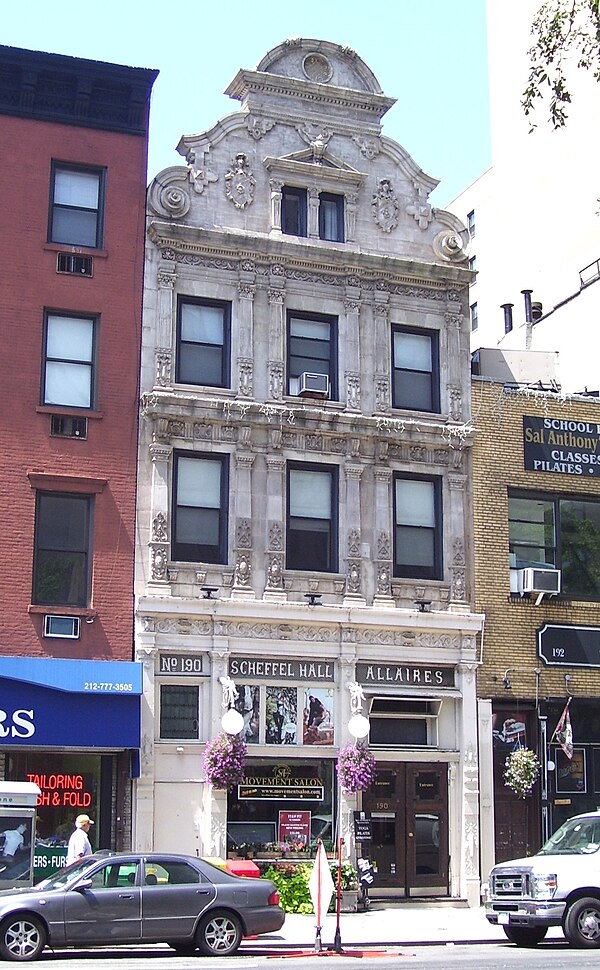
[486,811,600,948]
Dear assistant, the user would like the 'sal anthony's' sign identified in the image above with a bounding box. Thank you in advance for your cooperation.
[356,663,454,688]
[523,416,600,477]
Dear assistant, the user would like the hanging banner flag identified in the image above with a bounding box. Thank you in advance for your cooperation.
[553,698,574,760]
[308,839,335,930]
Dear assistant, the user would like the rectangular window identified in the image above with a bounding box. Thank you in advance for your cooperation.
[287,312,337,398]
[173,453,228,564]
[282,186,307,237]
[392,326,439,412]
[467,209,475,238]
[319,193,344,242]
[159,684,199,739]
[394,475,442,579]
[470,303,478,331]
[33,493,92,607]
[509,493,600,599]
[287,464,337,572]
[176,298,230,388]
[468,255,477,274]
[49,164,104,249]
[43,312,96,409]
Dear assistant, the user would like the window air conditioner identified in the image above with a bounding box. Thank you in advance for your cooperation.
[43,615,81,639]
[517,568,561,596]
[298,372,329,397]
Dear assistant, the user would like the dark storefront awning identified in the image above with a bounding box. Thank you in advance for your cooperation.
[0,656,142,748]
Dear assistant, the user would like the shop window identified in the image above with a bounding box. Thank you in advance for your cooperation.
[160,684,199,739]
[368,698,440,747]
[287,311,337,399]
[172,452,229,564]
[43,312,96,409]
[393,475,442,580]
[176,298,231,388]
[391,326,440,412]
[49,164,105,249]
[32,492,92,607]
[287,463,337,572]
[232,683,334,747]
[509,492,600,599]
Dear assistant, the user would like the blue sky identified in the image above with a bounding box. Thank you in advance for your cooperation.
[3,0,490,208]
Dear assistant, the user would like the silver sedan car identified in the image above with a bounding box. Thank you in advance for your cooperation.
[0,852,284,961]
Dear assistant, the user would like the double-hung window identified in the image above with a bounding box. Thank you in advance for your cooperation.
[287,311,336,398]
[49,164,104,249]
[159,684,199,739]
[173,453,228,564]
[176,298,230,388]
[33,493,92,607]
[287,464,337,572]
[393,475,442,580]
[43,312,96,409]
[509,492,600,599]
[282,187,307,237]
[392,326,439,412]
[319,192,344,242]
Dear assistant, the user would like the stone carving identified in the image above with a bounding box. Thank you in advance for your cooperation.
[378,532,390,559]
[157,271,176,288]
[433,229,468,262]
[266,555,284,589]
[269,521,284,551]
[236,518,251,549]
[147,167,191,219]
[267,289,284,304]
[352,135,380,159]
[297,122,333,161]
[375,377,390,412]
[234,553,251,587]
[371,179,399,233]
[193,423,213,440]
[409,446,426,462]
[453,538,465,566]
[151,545,168,582]
[347,561,361,594]
[167,568,178,582]
[348,530,360,556]
[246,116,275,140]
[239,358,254,397]
[167,420,186,439]
[306,434,323,452]
[451,569,467,601]
[238,283,256,300]
[225,153,255,209]
[186,148,218,195]
[151,513,168,543]
[406,184,433,229]
[302,52,333,83]
[155,350,172,387]
[449,385,463,421]
[376,562,391,596]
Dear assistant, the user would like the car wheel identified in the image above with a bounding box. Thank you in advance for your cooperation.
[196,910,242,956]
[564,896,600,948]
[0,914,46,962]
[503,925,547,947]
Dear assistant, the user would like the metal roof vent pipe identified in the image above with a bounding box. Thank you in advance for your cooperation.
[501,303,514,334]
[521,289,533,349]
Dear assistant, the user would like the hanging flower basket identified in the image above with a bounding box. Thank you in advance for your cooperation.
[202,733,247,791]
[336,742,376,794]
[504,747,540,799]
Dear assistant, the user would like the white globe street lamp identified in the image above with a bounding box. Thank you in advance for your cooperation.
[347,712,370,740]
[221,706,245,735]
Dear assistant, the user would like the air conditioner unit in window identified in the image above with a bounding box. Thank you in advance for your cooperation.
[43,615,81,639]
[517,568,561,596]
[298,372,329,397]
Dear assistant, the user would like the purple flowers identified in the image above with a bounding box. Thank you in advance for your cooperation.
[202,733,247,791]
[336,742,376,794]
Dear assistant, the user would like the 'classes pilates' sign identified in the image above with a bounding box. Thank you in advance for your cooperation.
[523,416,600,477]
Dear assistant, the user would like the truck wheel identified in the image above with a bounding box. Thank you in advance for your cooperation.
[564,897,600,948]
[503,925,547,947]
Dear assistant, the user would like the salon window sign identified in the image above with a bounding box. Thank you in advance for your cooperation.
[523,416,600,477]
[356,663,454,688]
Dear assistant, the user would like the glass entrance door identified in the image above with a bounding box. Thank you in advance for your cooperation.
[362,763,448,896]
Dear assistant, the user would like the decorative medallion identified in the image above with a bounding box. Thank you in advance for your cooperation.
[225,153,256,209]
[371,179,399,233]
[302,52,333,83]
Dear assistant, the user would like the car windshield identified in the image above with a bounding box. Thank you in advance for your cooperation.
[37,857,99,890]
[538,816,600,855]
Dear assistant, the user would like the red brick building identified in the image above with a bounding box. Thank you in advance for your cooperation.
[0,46,157,870]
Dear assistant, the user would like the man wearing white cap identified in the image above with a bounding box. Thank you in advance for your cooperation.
[66,814,94,866]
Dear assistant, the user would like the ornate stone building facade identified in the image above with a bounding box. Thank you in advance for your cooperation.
[135,39,483,903]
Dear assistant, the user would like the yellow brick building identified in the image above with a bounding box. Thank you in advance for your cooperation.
[473,379,600,880]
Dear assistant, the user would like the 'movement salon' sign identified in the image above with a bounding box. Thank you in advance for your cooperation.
[523,416,600,477]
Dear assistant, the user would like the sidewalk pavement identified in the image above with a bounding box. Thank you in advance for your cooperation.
[246,903,565,950]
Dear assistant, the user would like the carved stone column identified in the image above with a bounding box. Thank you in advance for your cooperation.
[308,186,319,239]
[267,288,285,401]
[345,192,357,243]
[374,301,391,413]
[269,178,283,232]
[147,444,172,596]
[264,456,286,602]
[457,661,481,906]
[344,295,361,412]
[373,467,394,607]
[133,637,157,851]
[231,454,255,600]
[343,463,366,605]
[237,282,255,398]
[155,266,176,387]
[448,475,469,610]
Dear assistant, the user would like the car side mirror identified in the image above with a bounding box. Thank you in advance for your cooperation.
[73,878,93,892]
